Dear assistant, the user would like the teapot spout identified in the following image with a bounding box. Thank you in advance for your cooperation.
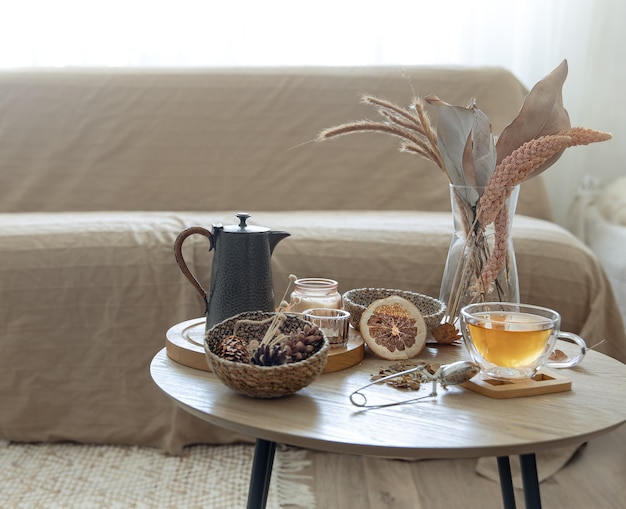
[268,230,290,254]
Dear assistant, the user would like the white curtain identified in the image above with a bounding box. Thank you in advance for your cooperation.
[0,0,623,224]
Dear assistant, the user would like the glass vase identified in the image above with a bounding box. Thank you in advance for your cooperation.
[439,184,520,323]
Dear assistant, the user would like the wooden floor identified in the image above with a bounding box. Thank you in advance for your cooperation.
[300,424,625,509]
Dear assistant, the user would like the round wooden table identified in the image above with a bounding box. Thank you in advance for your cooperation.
[151,344,626,509]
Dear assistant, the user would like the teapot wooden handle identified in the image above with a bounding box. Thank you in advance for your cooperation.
[174,226,213,302]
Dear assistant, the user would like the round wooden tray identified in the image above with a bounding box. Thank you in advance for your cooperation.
[165,317,365,374]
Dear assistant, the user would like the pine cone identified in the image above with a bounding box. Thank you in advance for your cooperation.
[282,324,324,362]
[215,335,250,363]
[250,343,289,366]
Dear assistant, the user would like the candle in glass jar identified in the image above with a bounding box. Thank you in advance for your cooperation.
[289,278,341,312]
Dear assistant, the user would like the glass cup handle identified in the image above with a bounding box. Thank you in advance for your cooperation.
[546,332,587,368]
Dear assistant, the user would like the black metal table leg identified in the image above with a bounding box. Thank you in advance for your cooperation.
[246,439,277,509]
[497,456,517,509]
[519,453,542,509]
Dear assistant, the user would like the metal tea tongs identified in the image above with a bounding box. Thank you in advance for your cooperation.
[349,360,480,409]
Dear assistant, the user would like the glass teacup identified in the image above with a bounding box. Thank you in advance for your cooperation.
[460,302,587,380]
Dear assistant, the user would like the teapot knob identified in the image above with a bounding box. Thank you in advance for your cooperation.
[236,212,251,229]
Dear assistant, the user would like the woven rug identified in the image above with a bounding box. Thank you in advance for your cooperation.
[0,440,316,509]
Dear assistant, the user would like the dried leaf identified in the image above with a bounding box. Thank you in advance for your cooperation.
[549,349,568,362]
[470,107,496,188]
[495,60,571,178]
[370,361,438,390]
[426,95,496,206]
[425,95,475,189]
[431,322,462,344]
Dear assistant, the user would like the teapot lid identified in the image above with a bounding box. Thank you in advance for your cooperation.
[218,213,269,233]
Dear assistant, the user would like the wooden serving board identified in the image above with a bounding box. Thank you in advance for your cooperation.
[325,327,365,373]
[165,318,208,371]
[462,369,571,399]
[165,318,365,374]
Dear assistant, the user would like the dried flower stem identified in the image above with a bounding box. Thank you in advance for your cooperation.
[374,108,444,167]
[442,199,481,322]
[467,127,611,297]
[477,134,571,226]
[362,95,420,127]
[318,120,423,149]
[278,274,299,311]
[316,95,445,174]
[234,315,286,346]
[412,98,442,166]
[444,239,474,323]
[400,142,438,161]
[556,126,612,146]
[478,128,612,226]
[235,274,301,349]
[363,95,444,168]
[476,204,510,292]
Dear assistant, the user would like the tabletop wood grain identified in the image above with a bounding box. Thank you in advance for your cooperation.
[151,345,626,460]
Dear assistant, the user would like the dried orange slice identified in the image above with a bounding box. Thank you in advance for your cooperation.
[359,296,427,360]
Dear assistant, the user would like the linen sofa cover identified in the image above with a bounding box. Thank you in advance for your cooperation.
[0,67,623,453]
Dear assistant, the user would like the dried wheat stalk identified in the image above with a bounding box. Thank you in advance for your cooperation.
[316,95,446,174]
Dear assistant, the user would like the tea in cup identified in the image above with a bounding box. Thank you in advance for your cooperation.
[460,302,586,380]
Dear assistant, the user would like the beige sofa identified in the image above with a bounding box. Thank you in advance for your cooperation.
[1,66,624,454]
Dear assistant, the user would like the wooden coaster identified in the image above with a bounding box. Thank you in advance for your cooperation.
[462,369,571,399]
[165,318,365,374]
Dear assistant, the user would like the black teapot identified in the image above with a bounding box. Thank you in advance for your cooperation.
[174,213,290,329]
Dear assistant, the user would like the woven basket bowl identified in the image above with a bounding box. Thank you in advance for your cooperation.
[342,288,446,332]
[205,311,329,399]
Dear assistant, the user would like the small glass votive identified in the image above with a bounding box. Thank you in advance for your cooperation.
[303,308,350,349]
